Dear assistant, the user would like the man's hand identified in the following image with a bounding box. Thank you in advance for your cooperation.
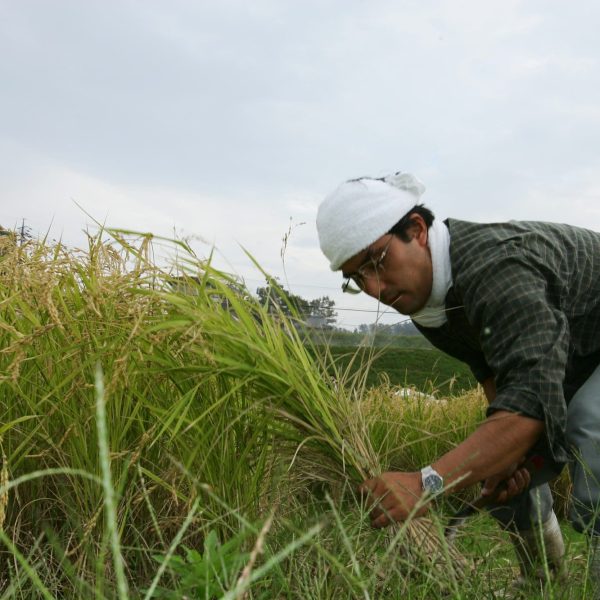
[481,463,531,504]
[358,471,426,528]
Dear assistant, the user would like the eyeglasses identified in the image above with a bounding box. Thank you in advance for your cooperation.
[341,236,392,294]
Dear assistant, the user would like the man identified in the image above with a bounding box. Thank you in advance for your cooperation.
[316,172,600,590]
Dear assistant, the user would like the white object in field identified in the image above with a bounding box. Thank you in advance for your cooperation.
[393,387,441,402]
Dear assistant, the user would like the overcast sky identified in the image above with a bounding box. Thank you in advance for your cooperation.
[2,0,600,329]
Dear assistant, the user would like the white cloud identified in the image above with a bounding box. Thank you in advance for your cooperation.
[2,0,600,328]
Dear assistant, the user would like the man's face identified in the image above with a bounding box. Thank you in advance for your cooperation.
[339,214,433,315]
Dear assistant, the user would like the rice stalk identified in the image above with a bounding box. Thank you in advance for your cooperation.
[0,447,8,531]
[0,229,510,594]
[94,363,129,600]
[234,509,275,600]
[139,246,470,578]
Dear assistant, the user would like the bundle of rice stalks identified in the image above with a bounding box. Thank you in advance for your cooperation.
[0,230,469,588]
[142,244,470,577]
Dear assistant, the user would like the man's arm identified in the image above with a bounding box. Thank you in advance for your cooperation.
[433,409,542,489]
[360,408,543,528]
[477,376,534,500]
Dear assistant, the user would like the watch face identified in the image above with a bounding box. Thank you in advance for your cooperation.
[423,474,443,493]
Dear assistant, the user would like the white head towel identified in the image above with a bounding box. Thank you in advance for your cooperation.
[317,172,425,271]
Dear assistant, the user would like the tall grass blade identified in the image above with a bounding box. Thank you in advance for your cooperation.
[95,363,129,600]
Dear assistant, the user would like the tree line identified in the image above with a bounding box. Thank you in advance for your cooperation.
[256,280,337,328]
[255,279,420,335]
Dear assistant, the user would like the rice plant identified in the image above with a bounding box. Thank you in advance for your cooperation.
[0,230,583,598]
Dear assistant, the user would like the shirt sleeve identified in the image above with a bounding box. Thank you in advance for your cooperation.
[459,248,570,463]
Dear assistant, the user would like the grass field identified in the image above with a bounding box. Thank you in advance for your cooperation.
[0,232,595,598]
[325,345,477,396]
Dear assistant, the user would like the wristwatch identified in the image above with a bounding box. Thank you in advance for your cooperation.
[420,465,444,495]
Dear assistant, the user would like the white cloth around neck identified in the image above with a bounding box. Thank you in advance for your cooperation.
[410,219,452,328]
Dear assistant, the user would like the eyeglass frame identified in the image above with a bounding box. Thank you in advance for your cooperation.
[341,235,393,294]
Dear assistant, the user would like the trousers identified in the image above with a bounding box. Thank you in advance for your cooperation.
[488,362,600,535]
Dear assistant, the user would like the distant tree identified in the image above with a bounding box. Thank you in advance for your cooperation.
[387,320,420,336]
[16,220,33,245]
[355,320,421,336]
[256,280,310,318]
[0,222,30,245]
[308,296,337,328]
[256,280,337,327]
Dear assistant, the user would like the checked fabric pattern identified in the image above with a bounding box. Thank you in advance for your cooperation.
[415,218,600,464]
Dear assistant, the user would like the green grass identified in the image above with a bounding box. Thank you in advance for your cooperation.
[0,230,595,598]
[324,345,478,395]
[307,328,434,349]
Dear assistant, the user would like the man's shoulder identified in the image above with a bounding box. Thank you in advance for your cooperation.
[446,218,600,310]
[445,218,518,274]
[446,217,574,245]
[446,217,600,243]
[446,218,600,271]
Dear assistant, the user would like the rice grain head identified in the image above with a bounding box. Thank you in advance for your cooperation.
[0,451,8,531]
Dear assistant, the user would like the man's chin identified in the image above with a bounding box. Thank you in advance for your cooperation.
[388,295,426,316]
[387,295,411,315]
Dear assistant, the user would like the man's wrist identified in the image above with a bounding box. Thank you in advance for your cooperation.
[420,465,444,495]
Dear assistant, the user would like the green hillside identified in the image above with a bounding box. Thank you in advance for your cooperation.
[325,345,478,395]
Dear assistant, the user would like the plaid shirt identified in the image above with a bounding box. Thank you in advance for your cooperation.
[415,219,600,463]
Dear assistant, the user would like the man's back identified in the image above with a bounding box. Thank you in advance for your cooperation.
[418,219,600,463]
[449,219,600,349]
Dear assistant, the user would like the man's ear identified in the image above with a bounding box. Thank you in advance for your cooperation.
[406,213,428,246]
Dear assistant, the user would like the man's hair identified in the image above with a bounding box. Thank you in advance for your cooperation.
[387,205,435,242]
